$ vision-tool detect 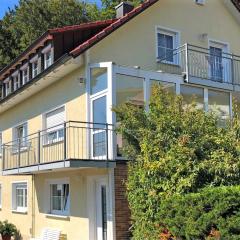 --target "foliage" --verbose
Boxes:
[114,85,240,239]
[0,220,17,237]
[159,186,240,240]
